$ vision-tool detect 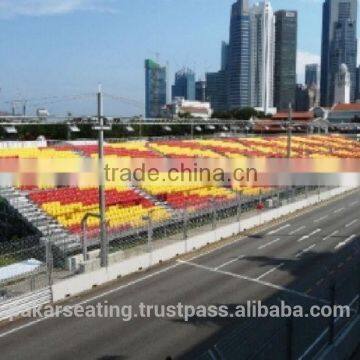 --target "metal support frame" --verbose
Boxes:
[211,199,217,230]
[45,239,53,287]
[286,317,294,360]
[328,283,336,344]
[81,212,101,262]
[143,209,154,253]
[183,204,189,240]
